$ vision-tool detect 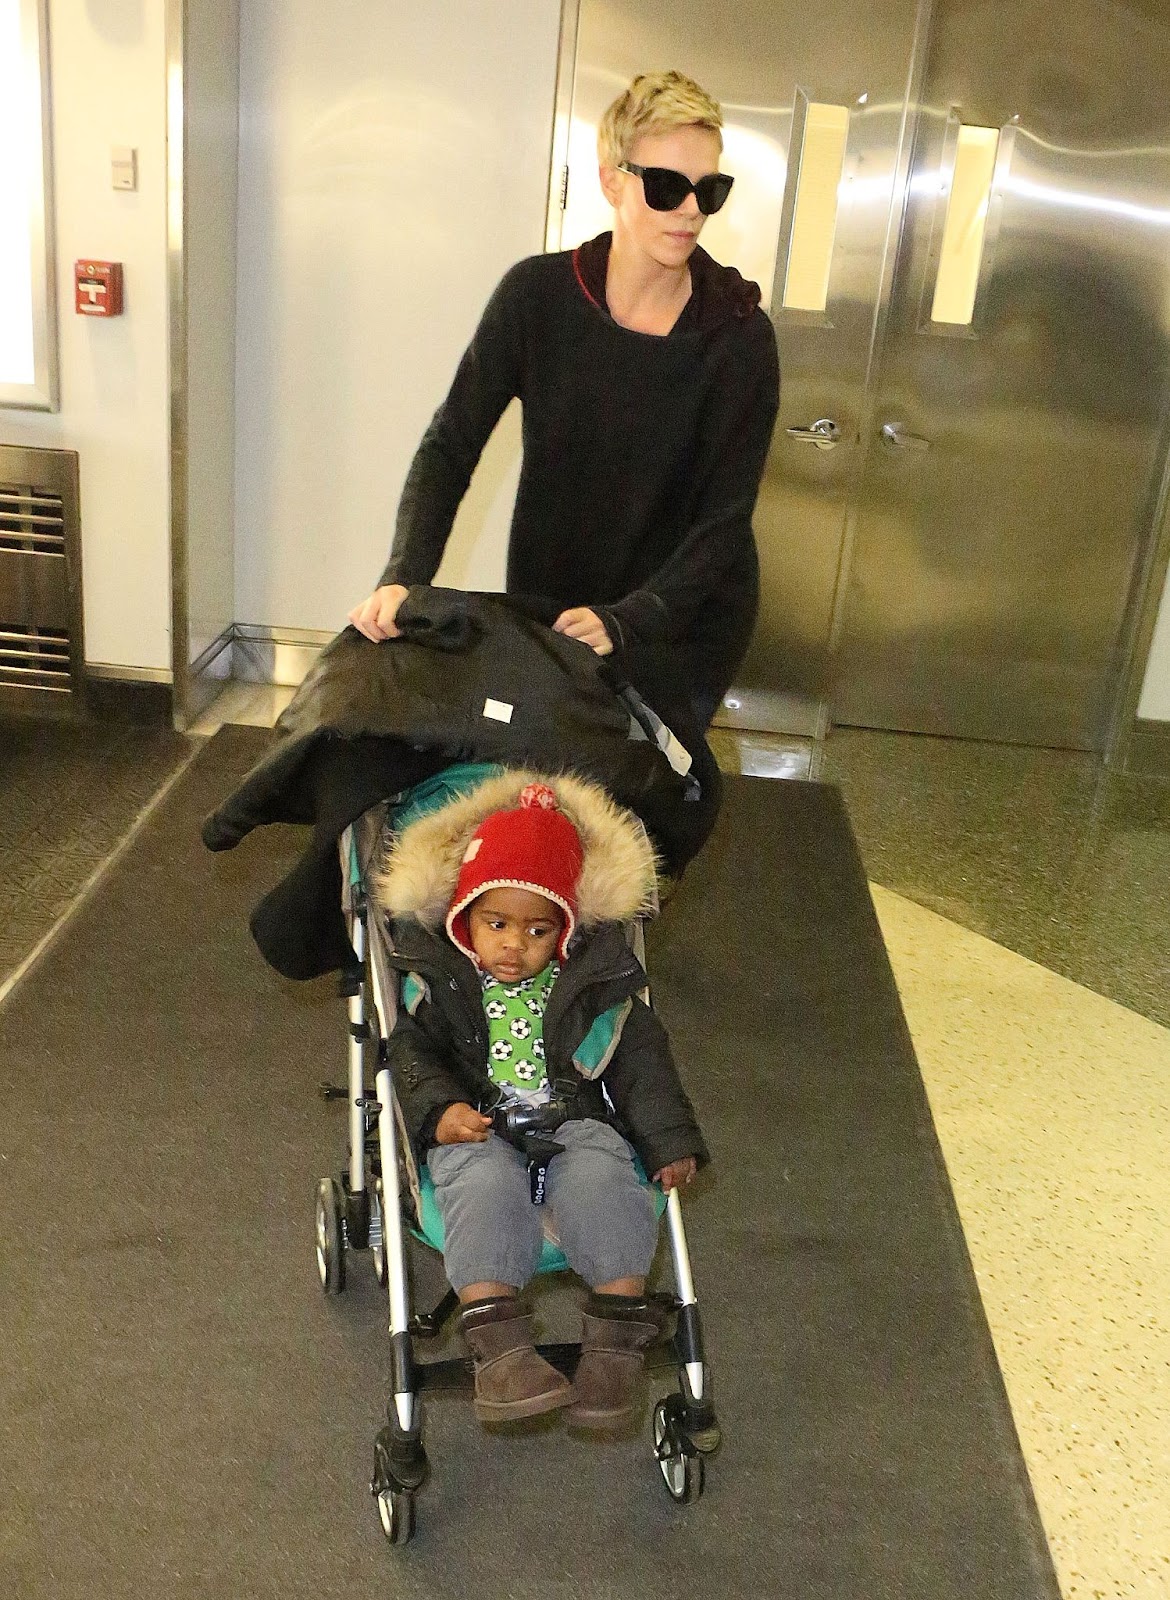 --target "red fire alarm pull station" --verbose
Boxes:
[74,261,124,317]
